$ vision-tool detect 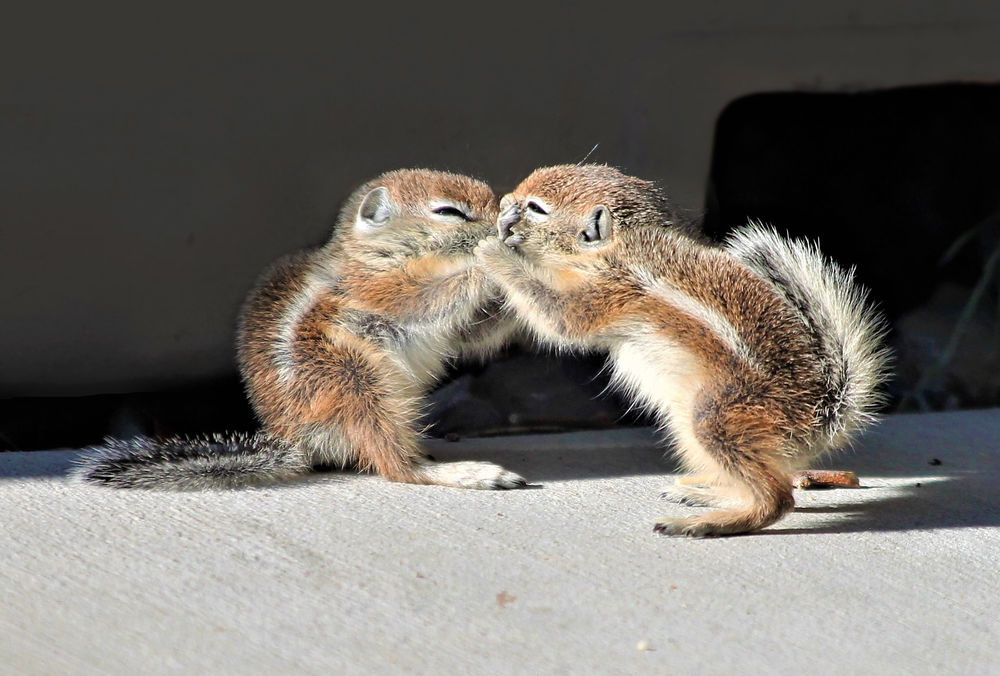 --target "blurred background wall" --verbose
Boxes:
[3,3,1000,447]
